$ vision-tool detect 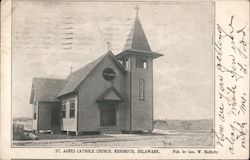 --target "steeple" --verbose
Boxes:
[123,5,151,52]
[115,6,163,133]
[116,6,162,60]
